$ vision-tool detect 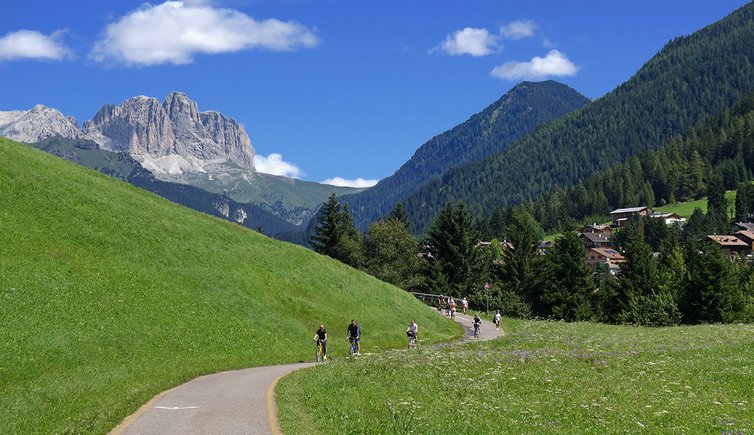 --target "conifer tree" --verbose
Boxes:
[310,194,363,268]
[387,203,410,228]
[500,208,545,314]
[541,230,595,321]
[423,202,480,297]
[616,222,652,304]
[681,241,745,323]
[735,182,754,221]
[310,193,342,257]
[706,172,729,233]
